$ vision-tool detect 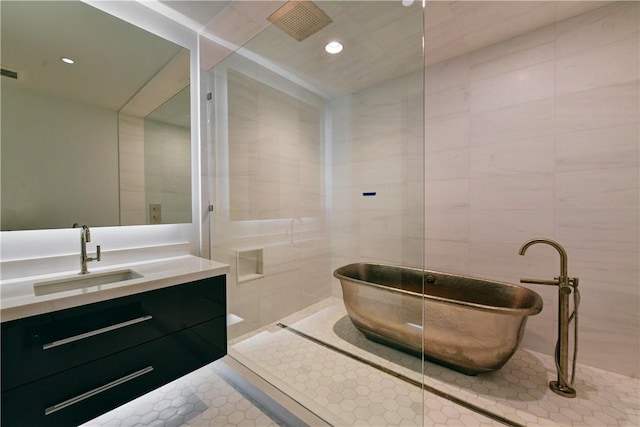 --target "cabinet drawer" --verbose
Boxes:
[1,316,226,427]
[2,275,225,391]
